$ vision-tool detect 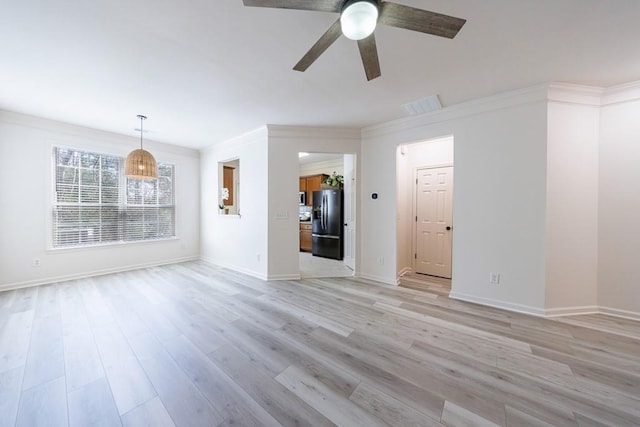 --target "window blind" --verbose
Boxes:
[52,146,175,247]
